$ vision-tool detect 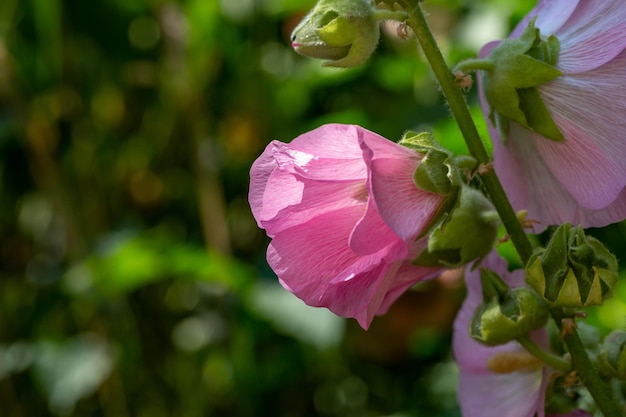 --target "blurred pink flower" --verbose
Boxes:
[453,252,595,416]
[453,252,550,417]
[480,0,626,231]
[249,124,445,329]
